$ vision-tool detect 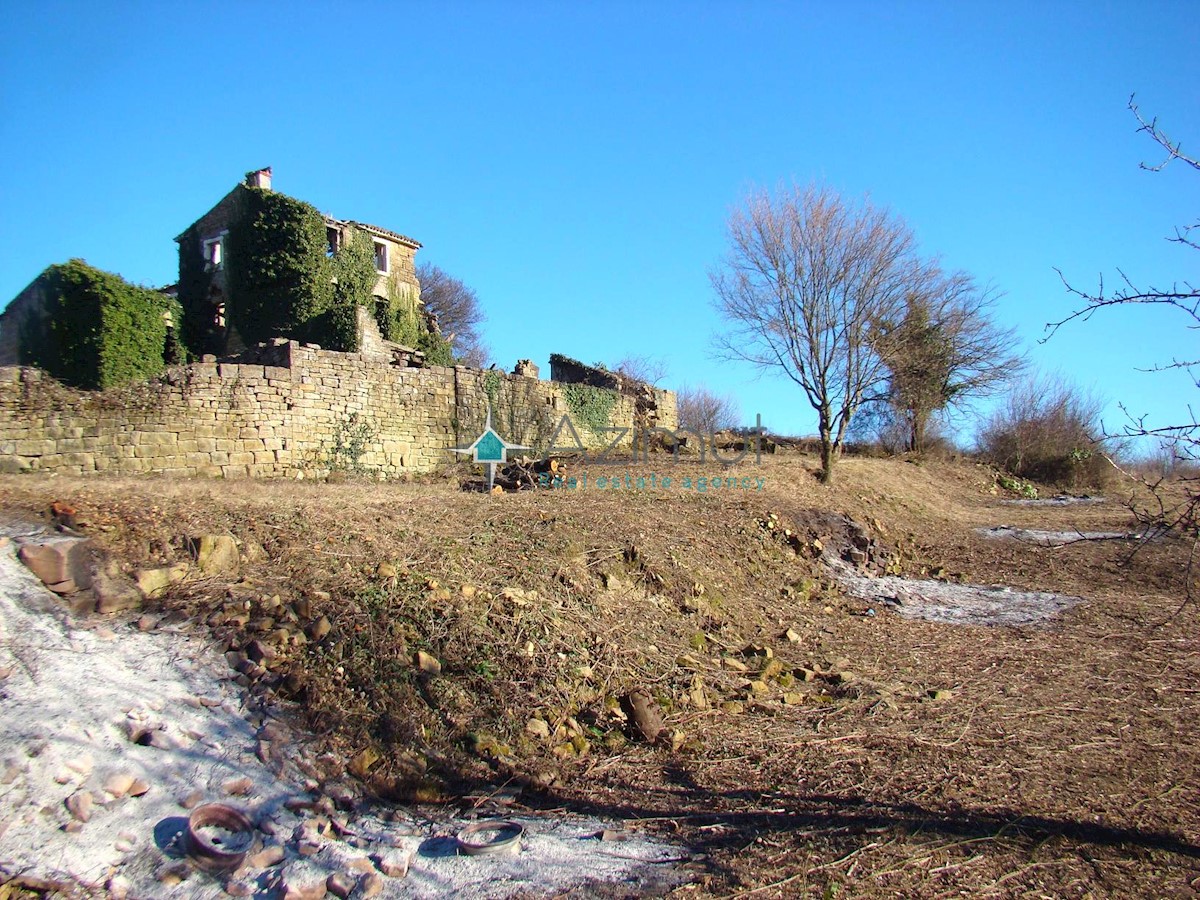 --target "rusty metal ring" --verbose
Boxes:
[185,803,257,871]
[456,819,525,856]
